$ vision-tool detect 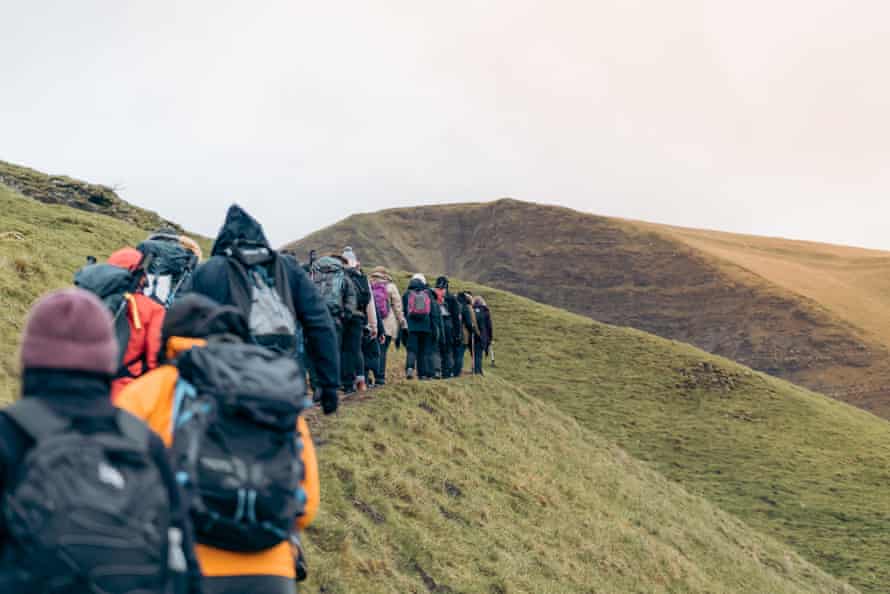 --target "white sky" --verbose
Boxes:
[2,1,889,248]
